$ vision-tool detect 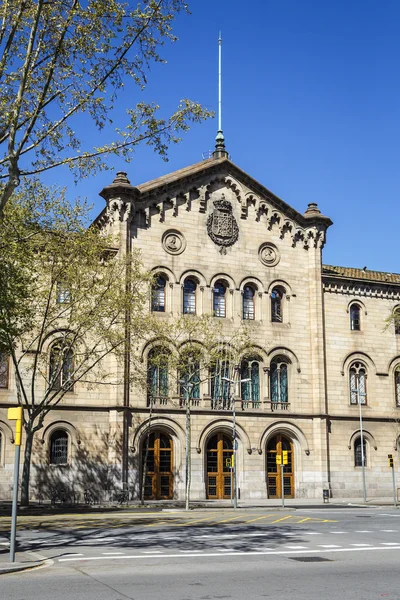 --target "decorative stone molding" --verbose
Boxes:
[162,230,186,255]
[259,242,280,267]
[323,280,400,300]
[206,195,239,248]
